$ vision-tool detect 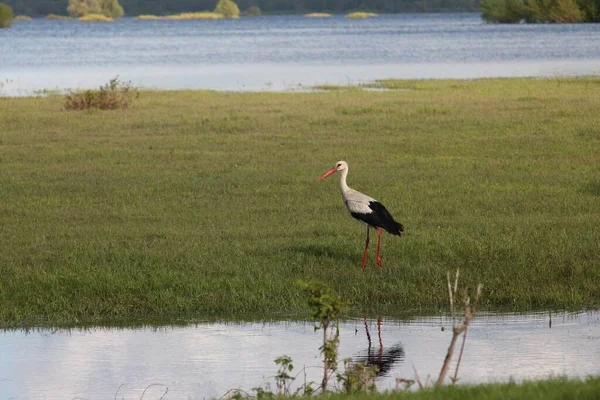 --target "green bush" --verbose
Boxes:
[481,0,526,23]
[550,0,583,22]
[524,0,550,22]
[67,0,100,17]
[102,0,124,18]
[67,0,124,18]
[214,0,240,18]
[577,0,600,22]
[244,5,261,16]
[482,0,592,23]
[0,3,13,28]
